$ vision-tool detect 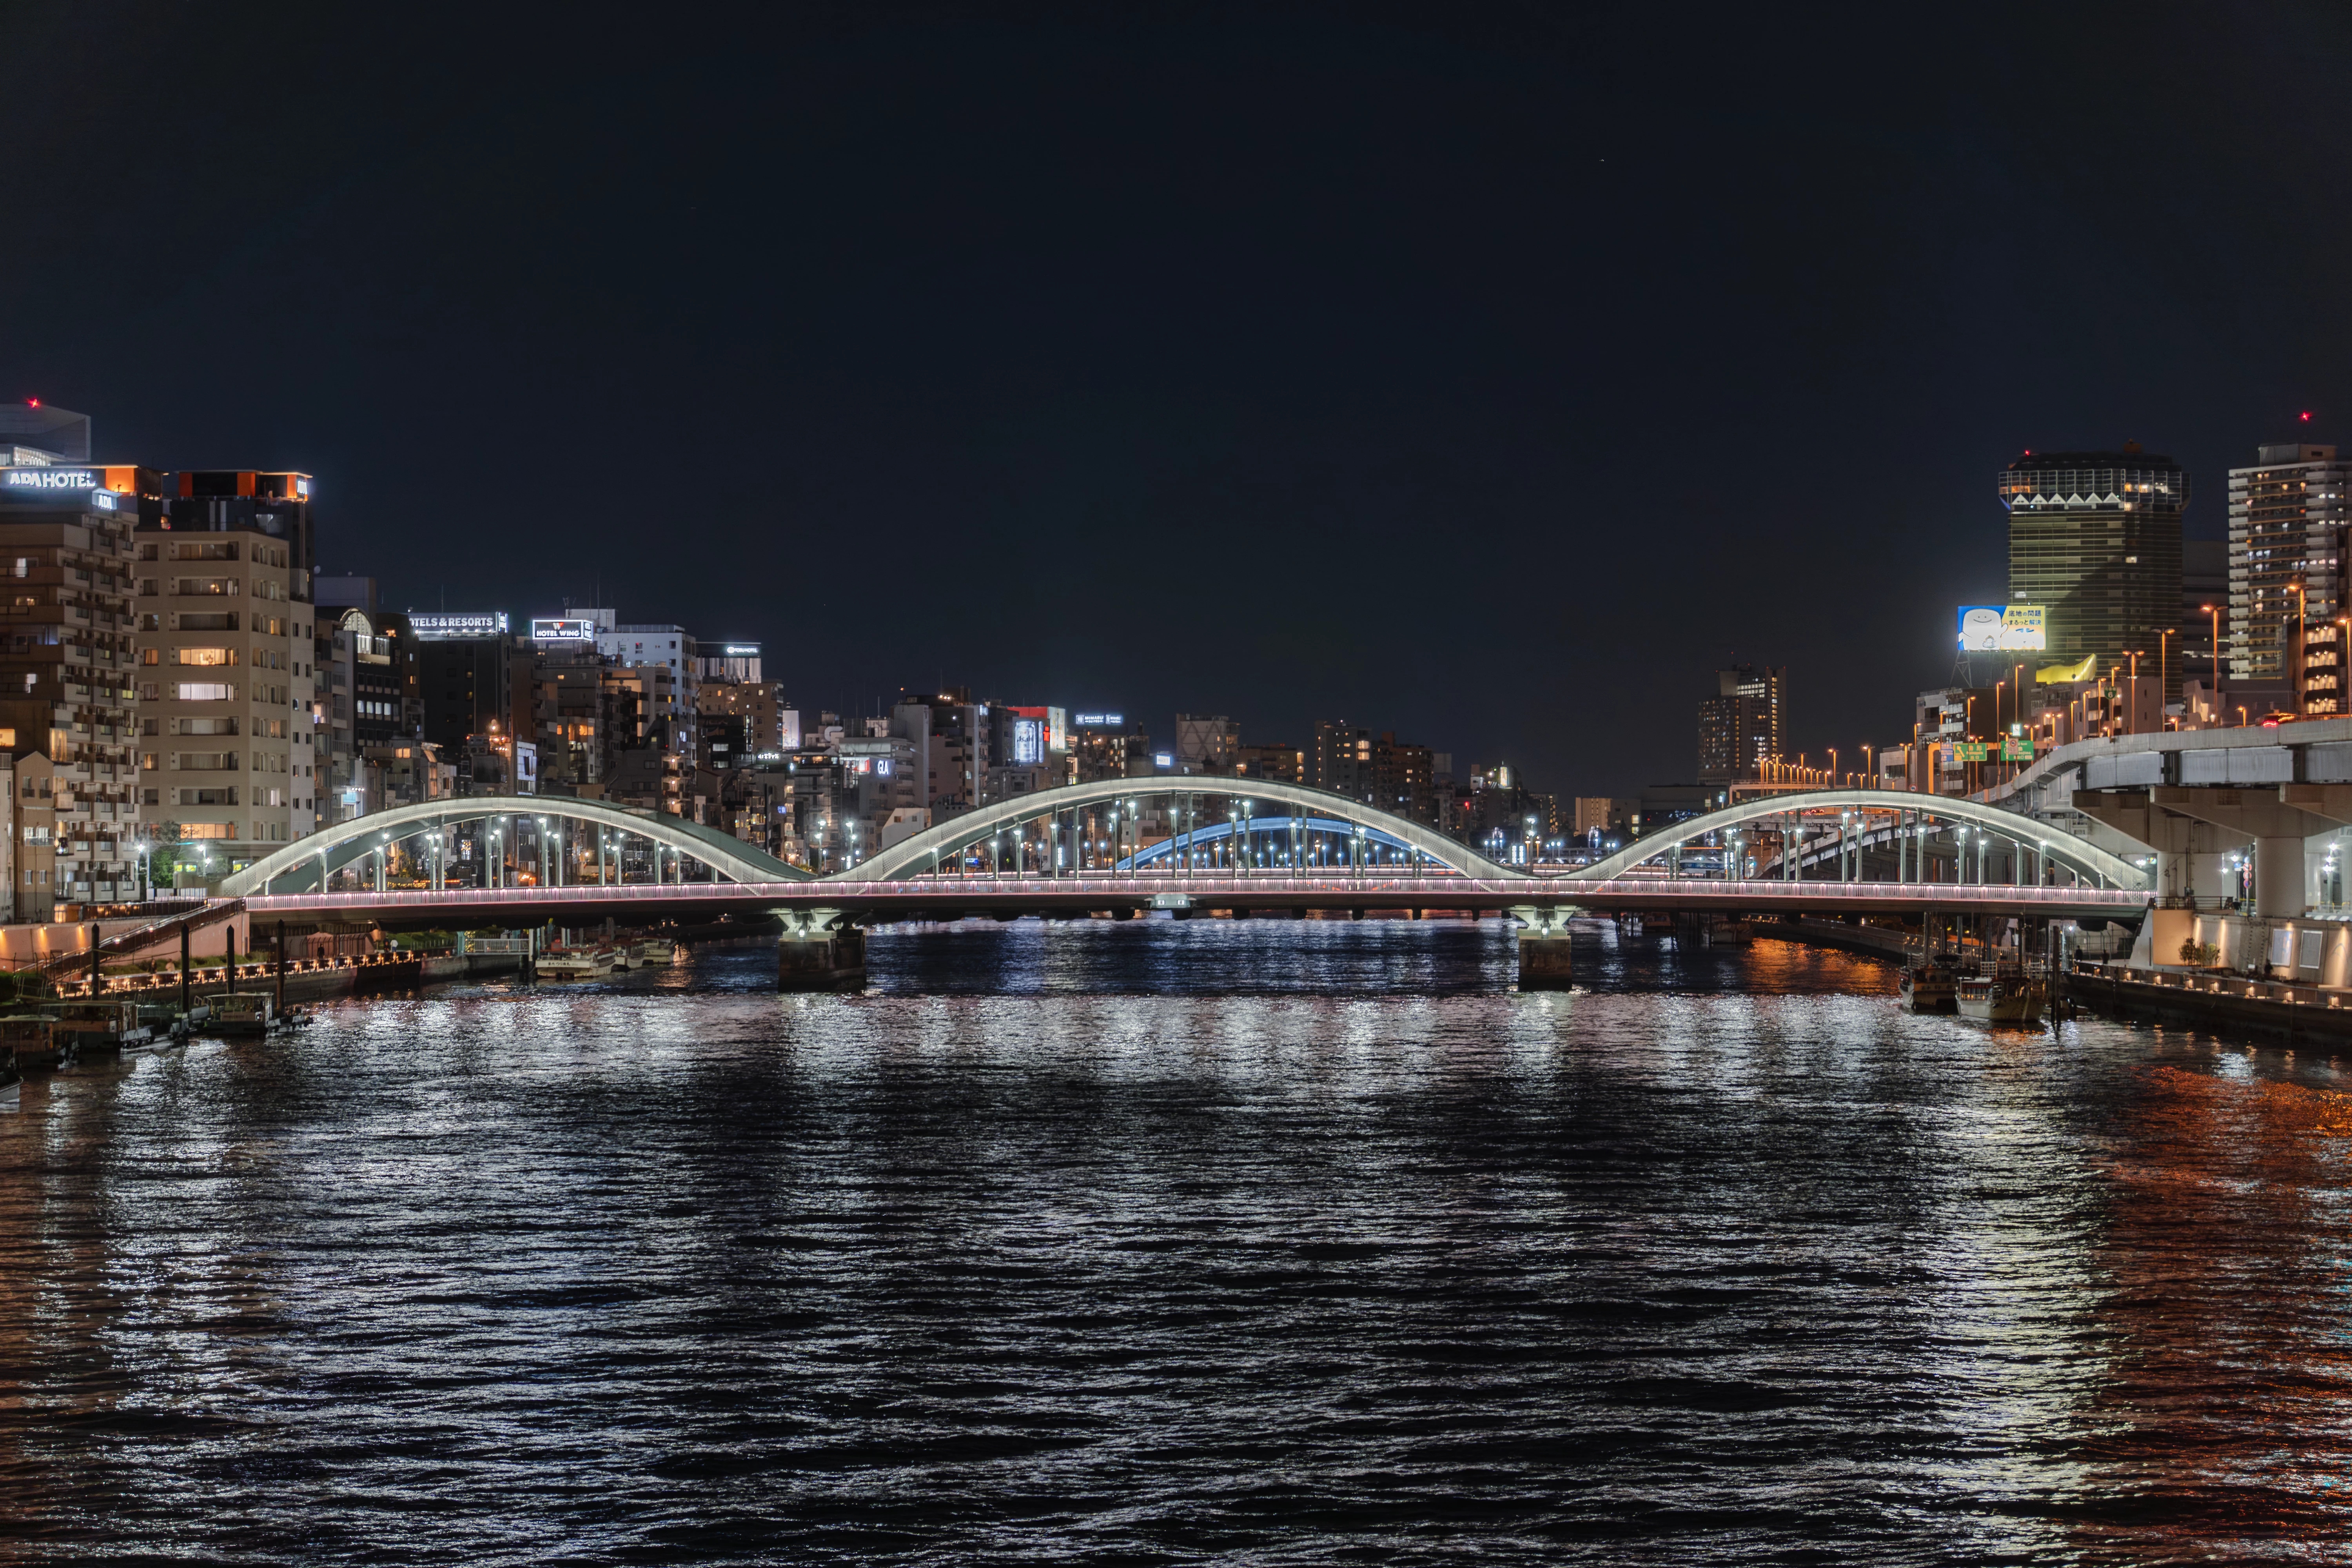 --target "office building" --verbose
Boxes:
[2226,441,2352,693]
[134,467,316,871]
[2003,444,2188,691]
[0,410,146,909]
[1697,664,1783,786]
